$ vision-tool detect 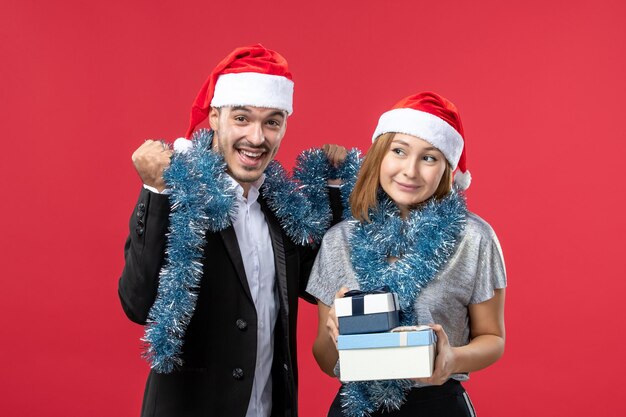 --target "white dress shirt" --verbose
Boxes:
[228,175,278,417]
